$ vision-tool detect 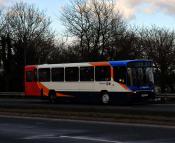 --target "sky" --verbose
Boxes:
[0,0,175,35]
